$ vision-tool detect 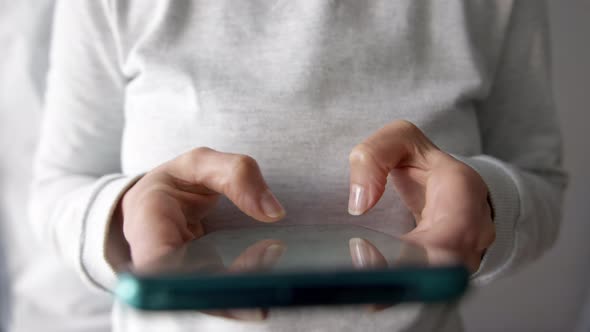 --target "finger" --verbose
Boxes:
[348,238,392,313]
[348,120,441,215]
[229,239,286,272]
[164,147,286,222]
[349,238,387,269]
